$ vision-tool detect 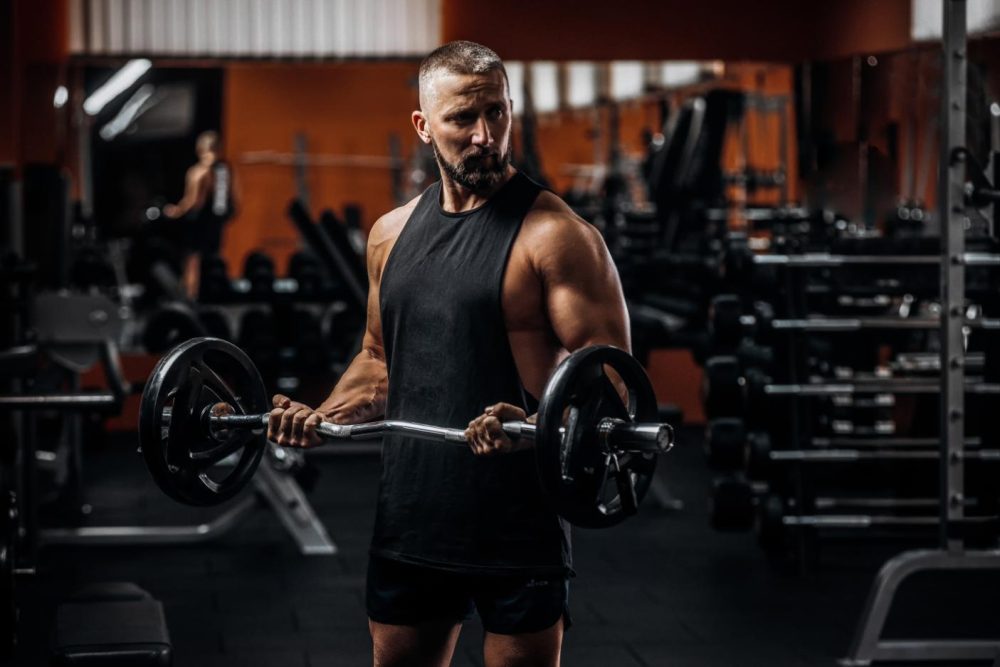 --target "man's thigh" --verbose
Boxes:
[366,558,472,666]
[366,557,473,626]
[474,573,569,666]
[473,574,570,635]
[369,618,463,667]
